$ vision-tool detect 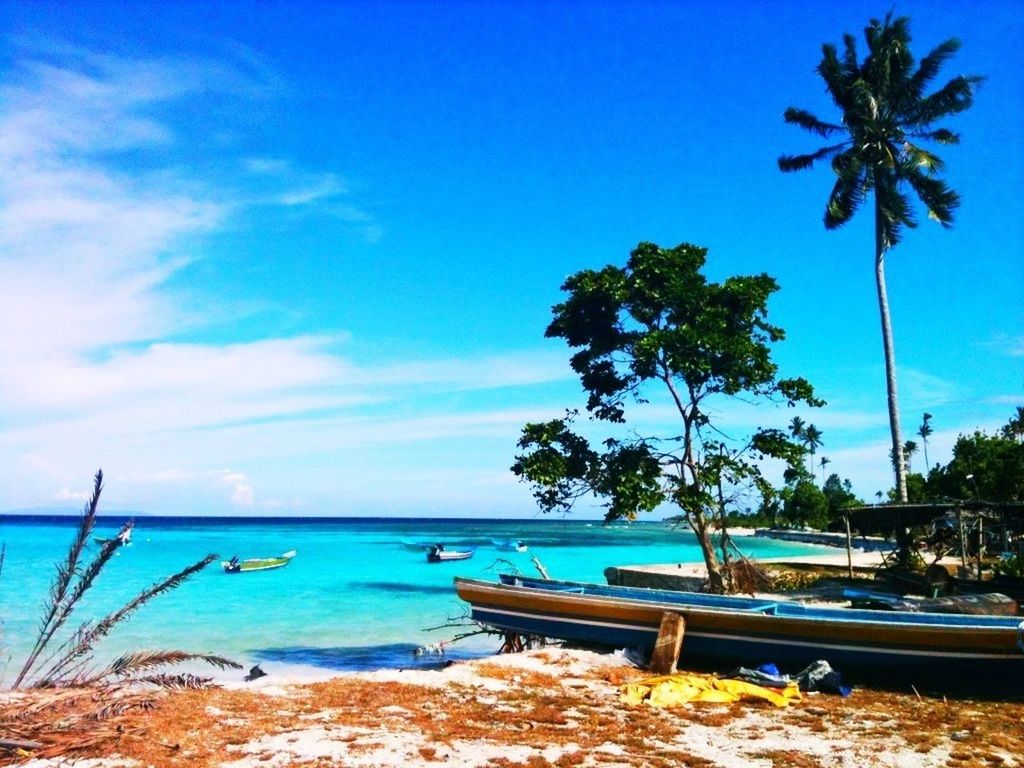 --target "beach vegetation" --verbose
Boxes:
[923,427,1024,503]
[512,241,822,593]
[821,474,861,521]
[6,470,239,691]
[779,12,982,503]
